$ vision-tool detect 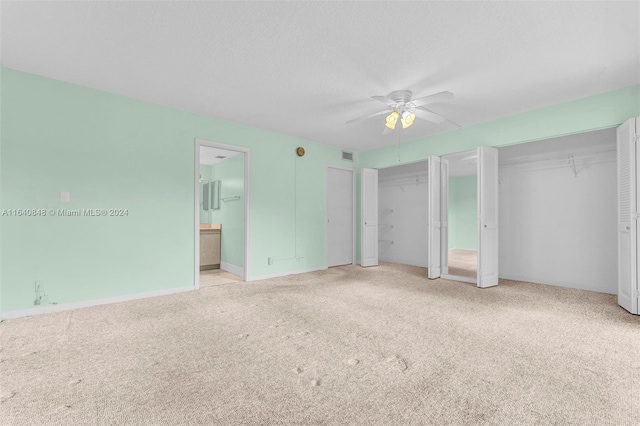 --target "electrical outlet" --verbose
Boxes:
[268,257,274,265]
